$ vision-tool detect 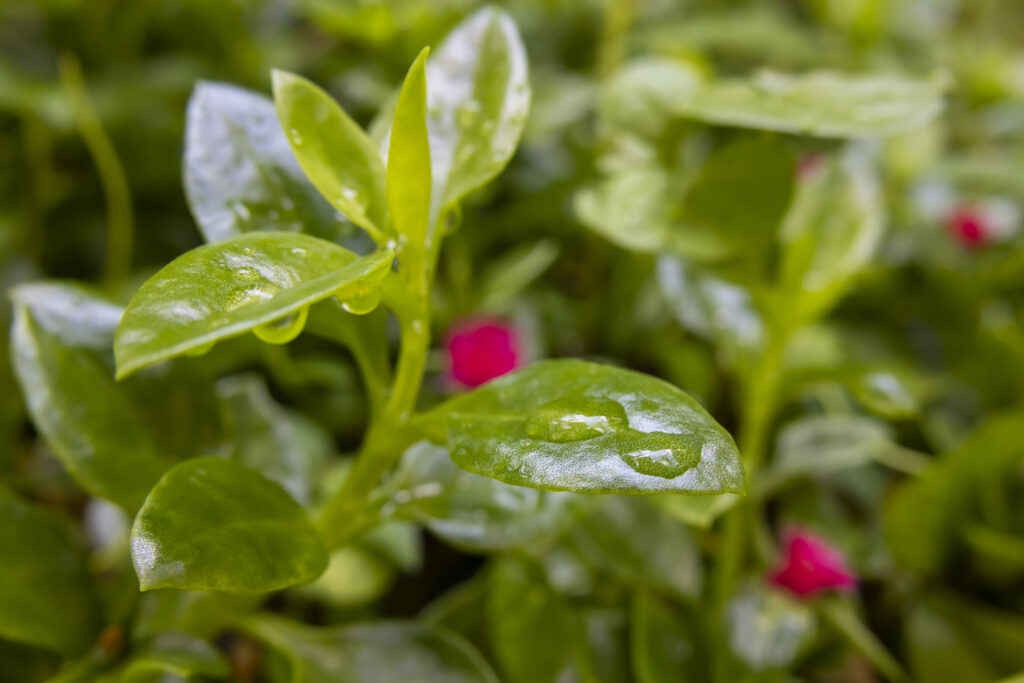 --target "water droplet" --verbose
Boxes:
[340,290,381,315]
[288,128,303,146]
[618,433,697,479]
[226,284,278,311]
[290,247,307,257]
[456,99,481,128]
[234,266,260,281]
[457,144,476,164]
[523,396,629,443]
[338,187,361,206]
[253,307,308,344]
[185,341,215,357]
